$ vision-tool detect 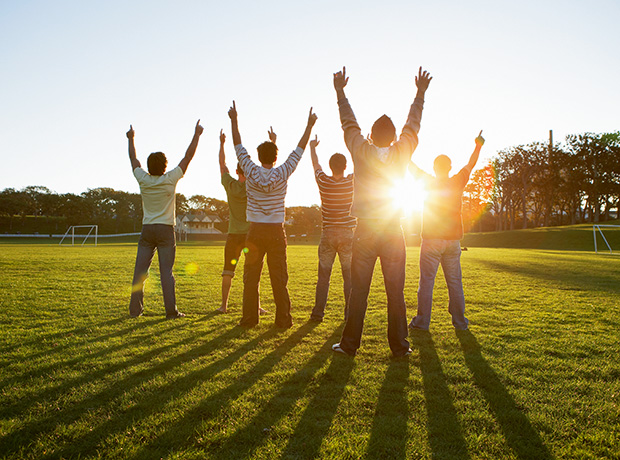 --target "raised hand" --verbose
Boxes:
[268,126,277,143]
[415,67,433,93]
[228,101,237,121]
[333,66,349,91]
[475,130,485,146]
[307,107,318,127]
[126,125,135,139]
[310,135,320,149]
[195,119,204,136]
[220,129,226,144]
